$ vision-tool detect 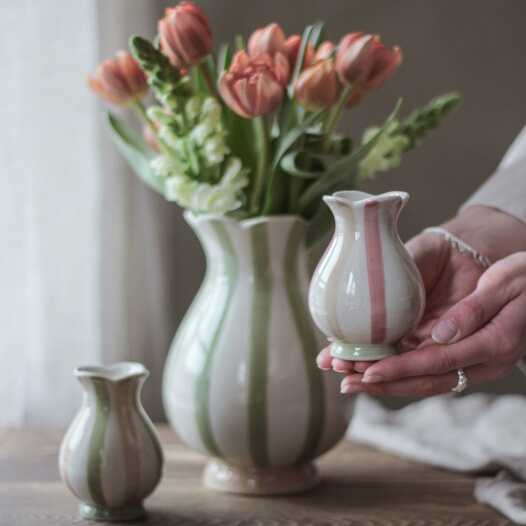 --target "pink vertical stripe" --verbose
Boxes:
[364,201,387,344]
